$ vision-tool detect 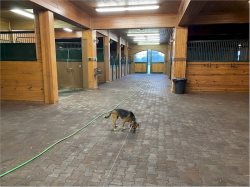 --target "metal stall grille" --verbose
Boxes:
[56,42,82,62]
[187,40,249,62]
[0,31,35,43]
